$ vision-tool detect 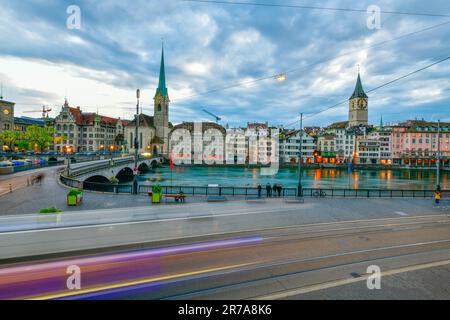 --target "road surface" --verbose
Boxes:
[1,214,450,300]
